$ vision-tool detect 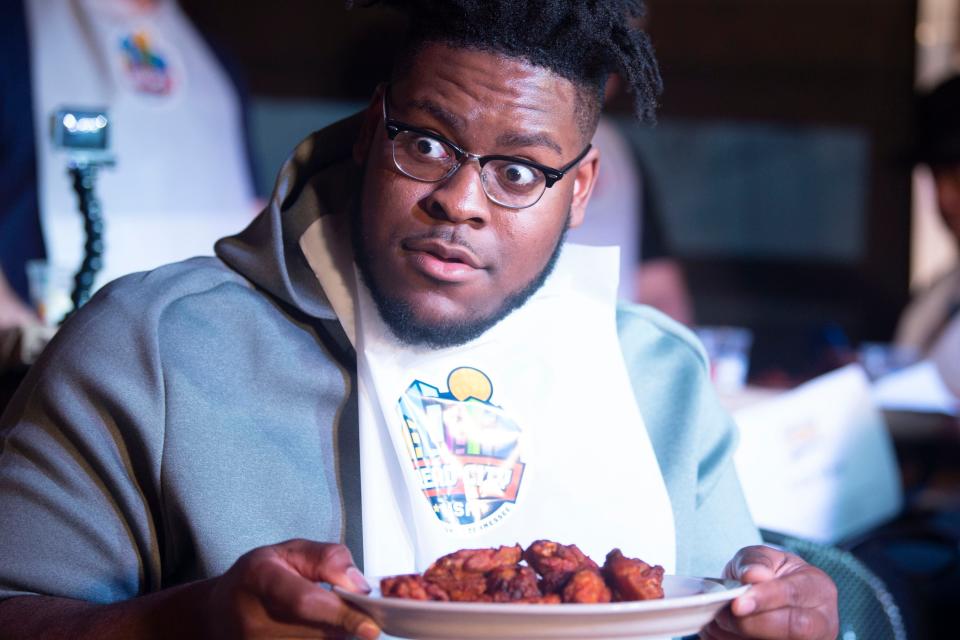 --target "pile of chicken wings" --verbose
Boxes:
[380,540,664,604]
